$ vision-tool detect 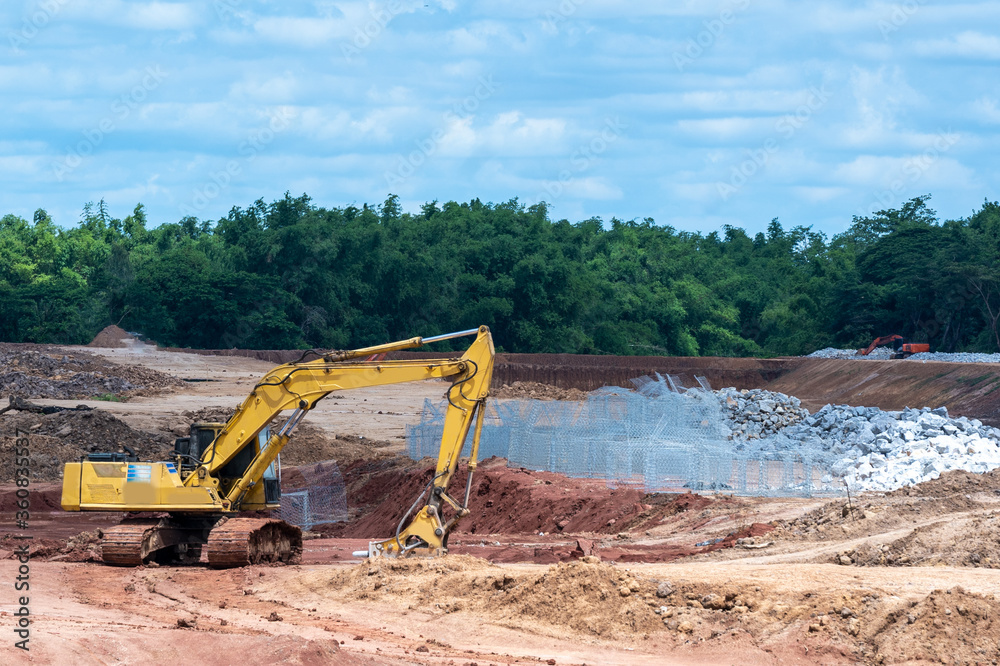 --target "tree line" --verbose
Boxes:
[2,193,998,356]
